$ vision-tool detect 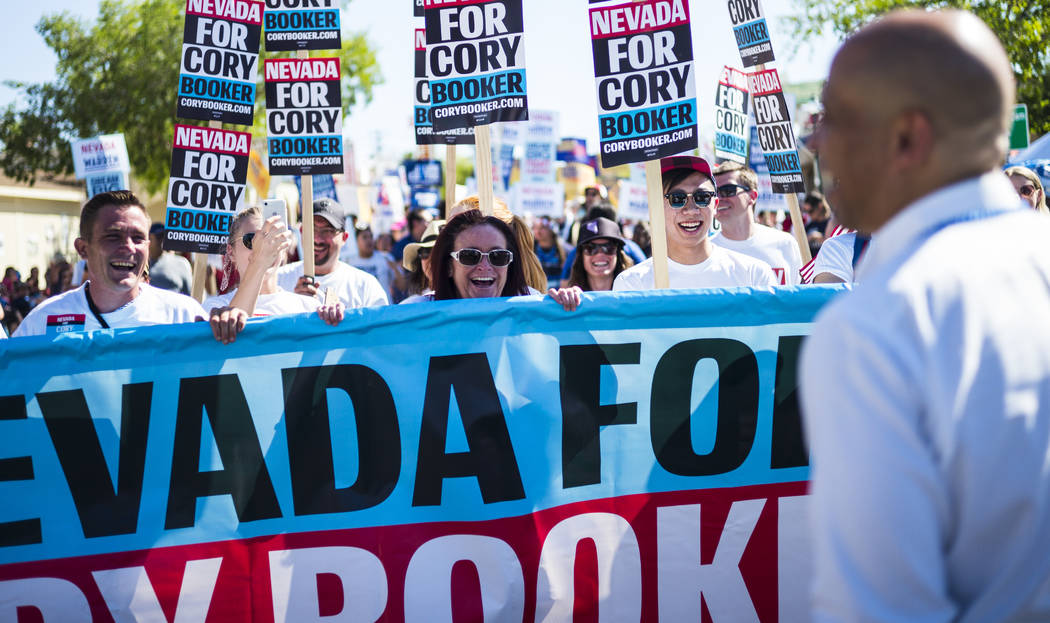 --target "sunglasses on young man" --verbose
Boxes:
[581,241,618,256]
[716,183,752,198]
[664,190,717,209]
[450,248,514,267]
